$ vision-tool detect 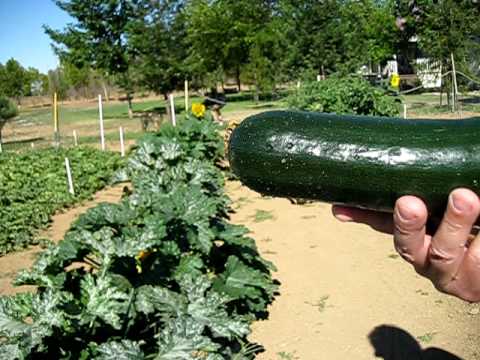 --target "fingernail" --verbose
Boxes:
[335,214,353,222]
[396,203,416,222]
[450,192,467,213]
